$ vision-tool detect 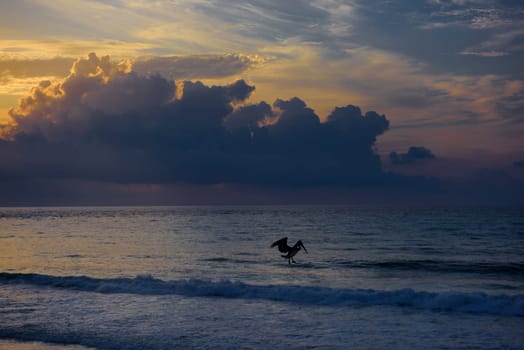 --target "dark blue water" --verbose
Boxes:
[1,206,523,349]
